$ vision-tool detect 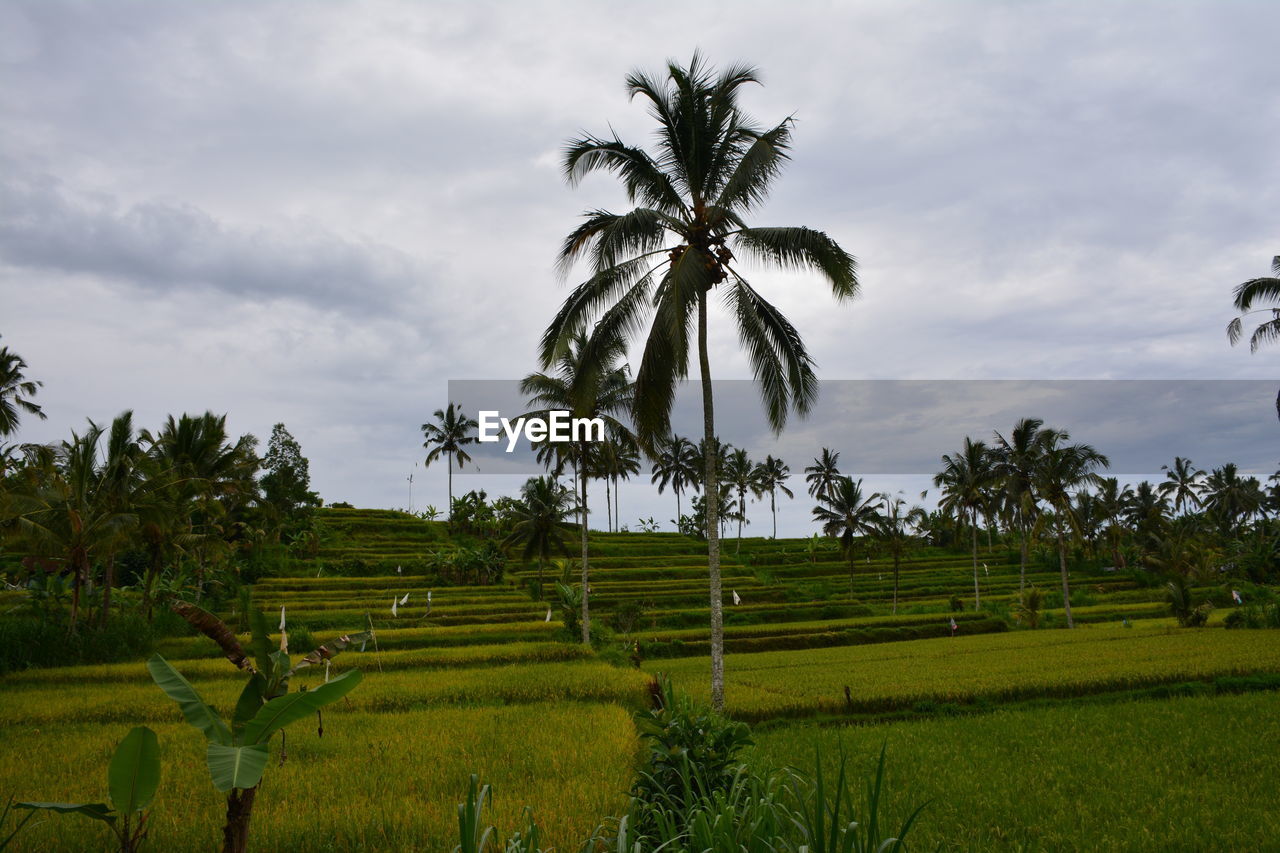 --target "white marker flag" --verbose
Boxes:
[732,590,741,605]
[391,597,398,617]
[399,592,410,606]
